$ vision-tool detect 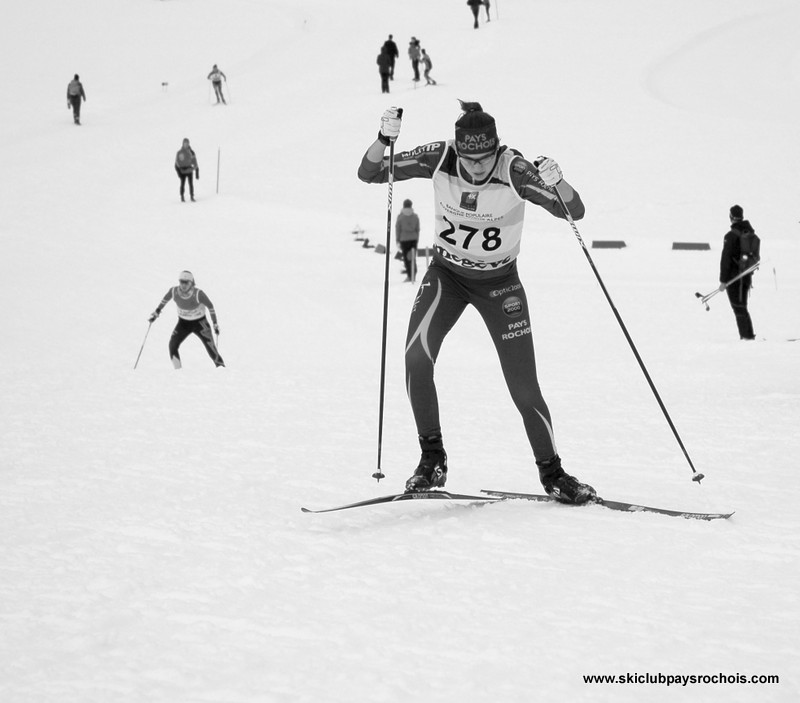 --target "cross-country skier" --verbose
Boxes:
[207,64,227,104]
[357,101,596,503]
[148,271,224,369]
